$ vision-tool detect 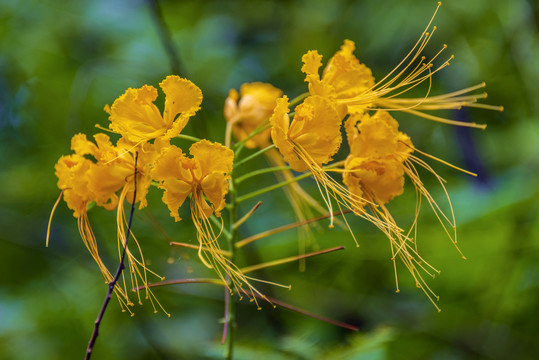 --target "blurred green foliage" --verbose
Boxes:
[1,0,538,359]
